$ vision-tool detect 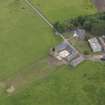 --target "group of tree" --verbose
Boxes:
[53,12,105,36]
